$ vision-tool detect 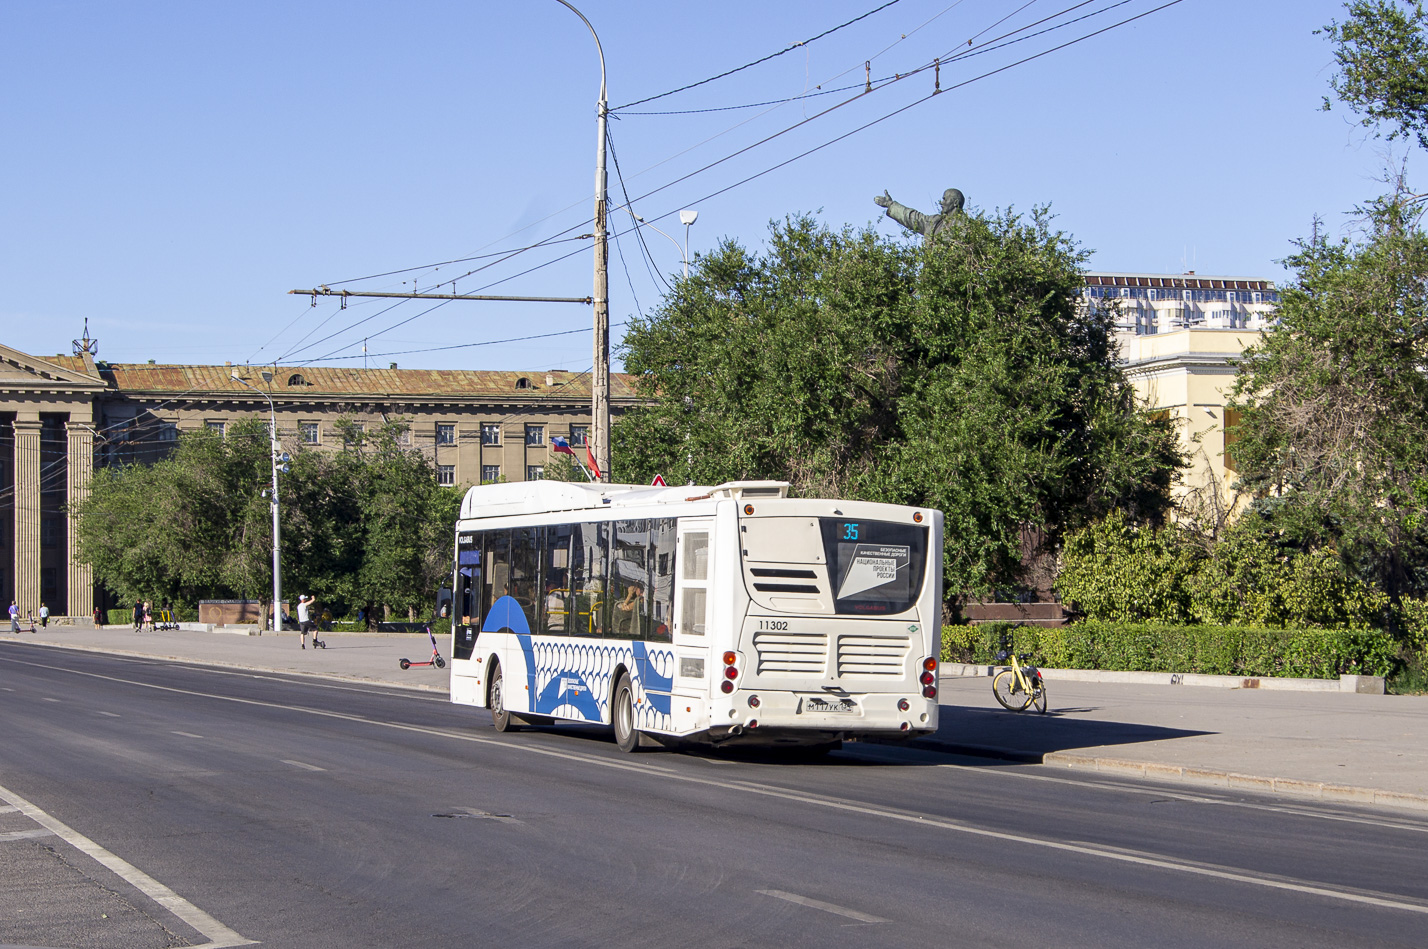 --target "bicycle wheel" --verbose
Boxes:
[1029,678,1047,714]
[992,669,1030,711]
